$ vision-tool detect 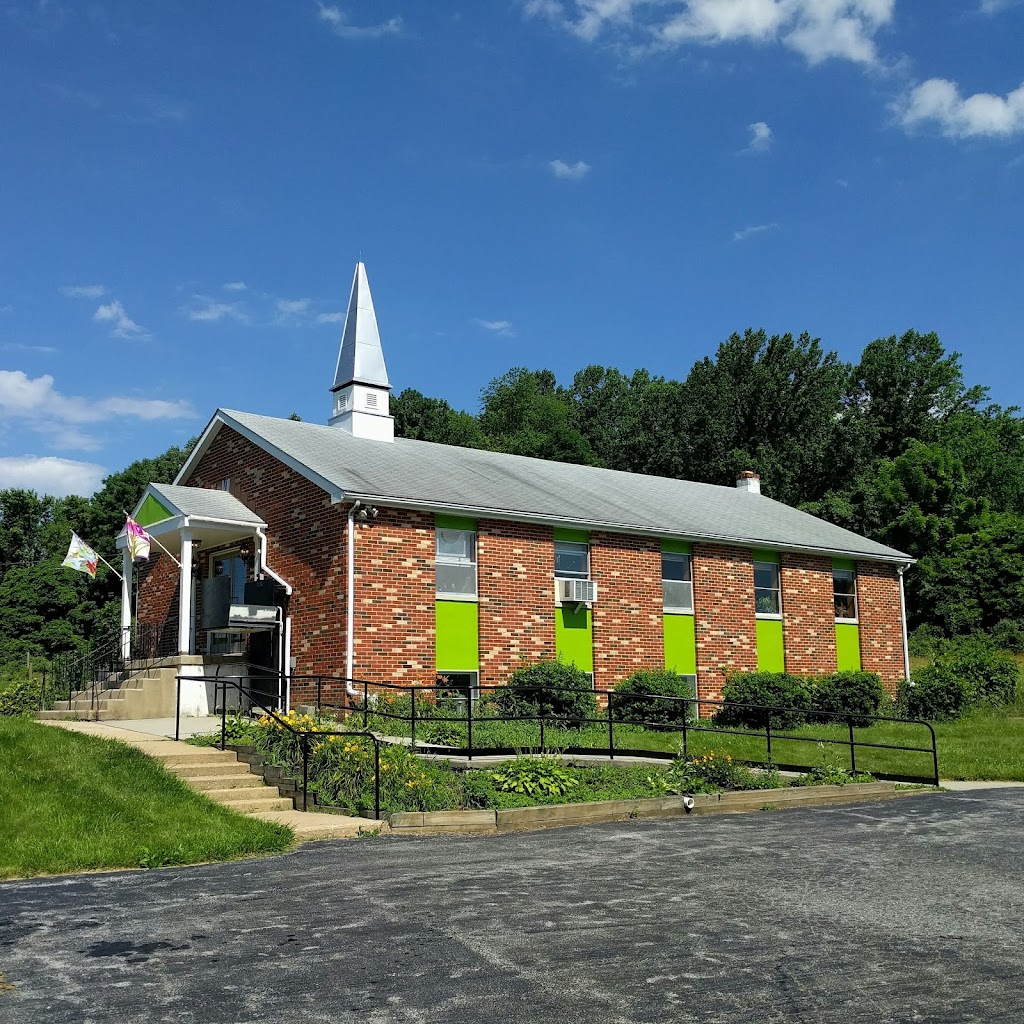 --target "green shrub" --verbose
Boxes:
[0,678,41,717]
[795,753,875,787]
[492,660,598,728]
[664,751,786,794]
[907,665,972,721]
[991,620,1024,654]
[715,672,812,729]
[947,643,1019,707]
[810,671,885,727]
[418,719,466,747]
[611,670,695,727]
[487,756,580,799]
